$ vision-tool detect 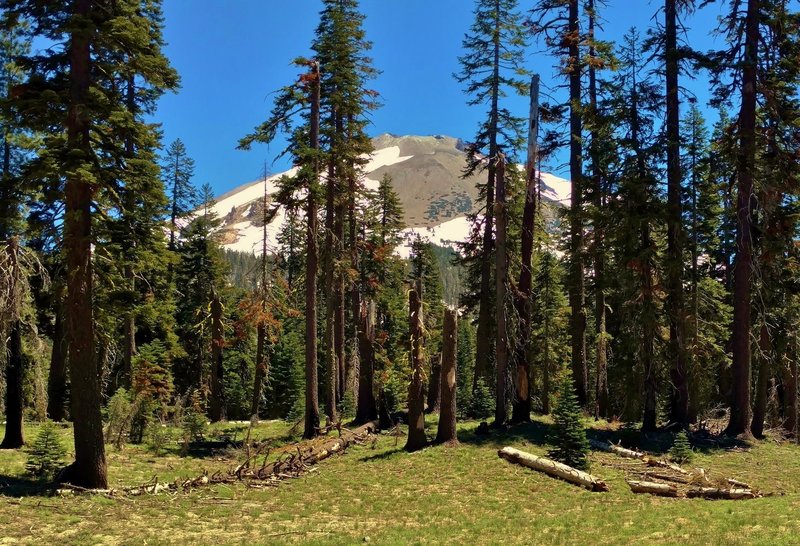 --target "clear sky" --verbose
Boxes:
[155,0,731,197]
